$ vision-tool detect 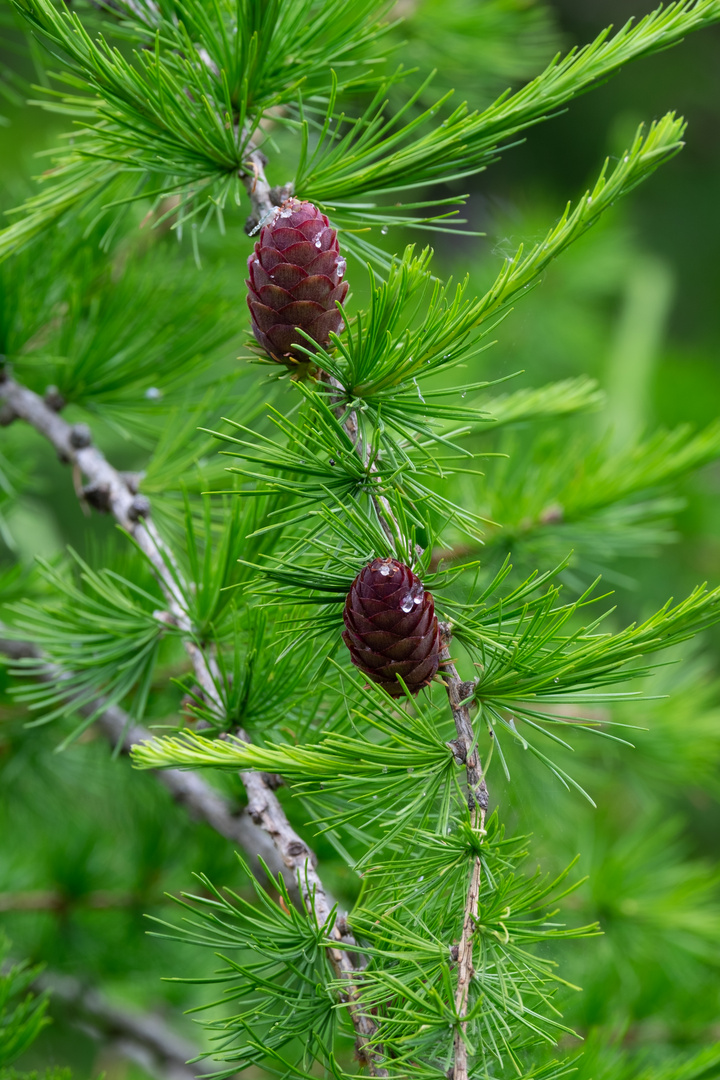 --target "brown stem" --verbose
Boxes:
[438,623,488,1080]
[319,371,399,547]
[0,373,386,1075]
[240,139,293,234]
[453,832,483,1080]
